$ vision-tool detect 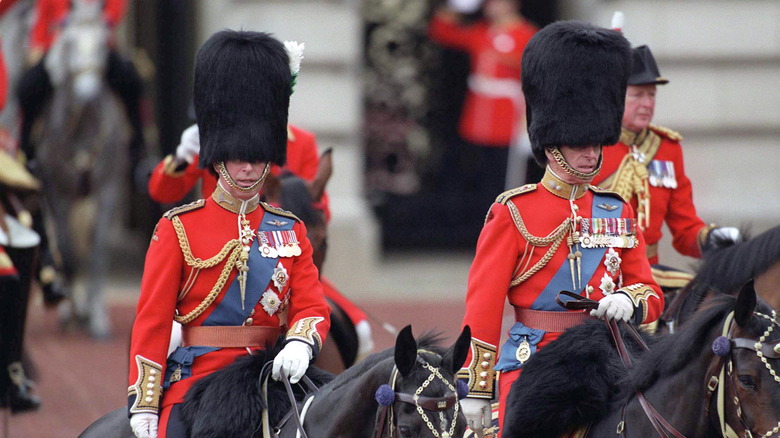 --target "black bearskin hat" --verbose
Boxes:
[195,30,290,169]
[522,21,632,166]
[628,45,668,86]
